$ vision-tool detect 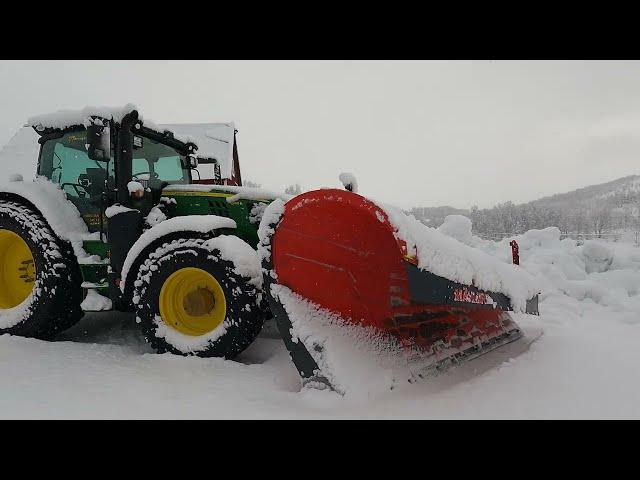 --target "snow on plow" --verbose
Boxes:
[258,189,541,394]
